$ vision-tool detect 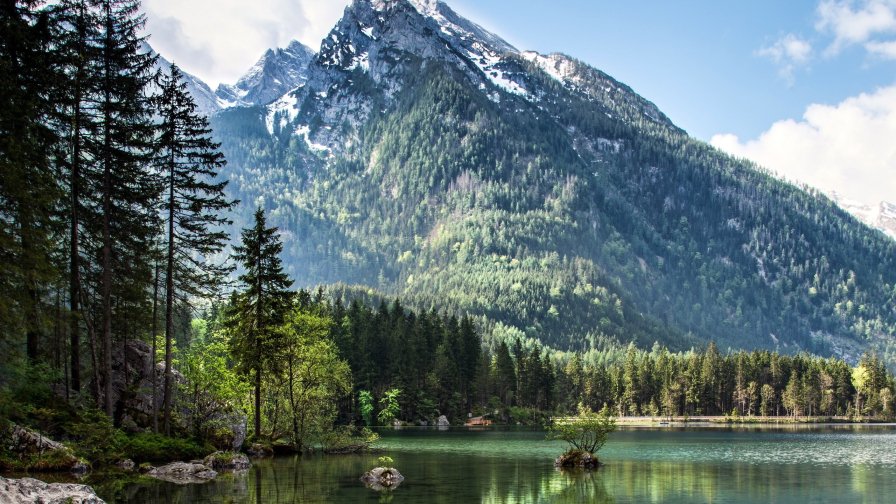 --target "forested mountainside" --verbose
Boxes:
[209,0,896,361]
